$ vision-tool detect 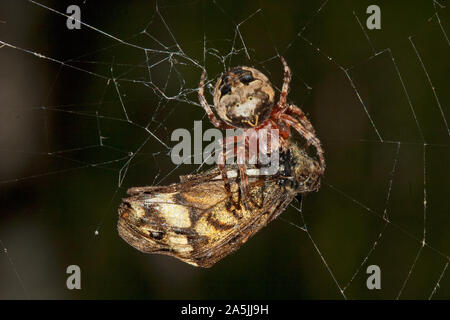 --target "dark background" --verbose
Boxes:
[0,0,448,299]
